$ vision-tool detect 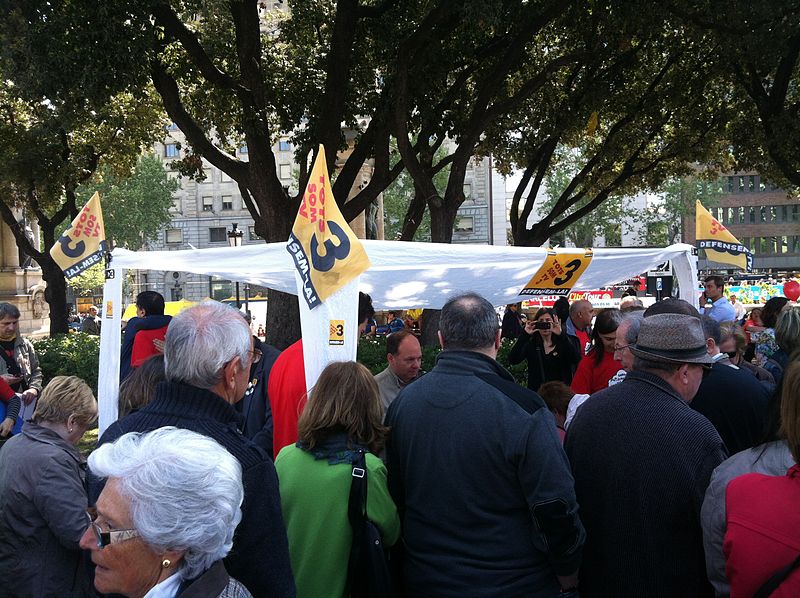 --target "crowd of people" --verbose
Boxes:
[0,272,796,597]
